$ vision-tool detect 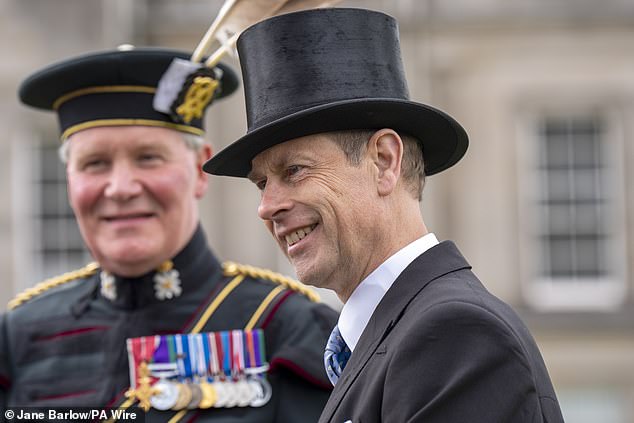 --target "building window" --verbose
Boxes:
[539,118,606,279]
[518,112,627,311]
[33,142,89,280]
